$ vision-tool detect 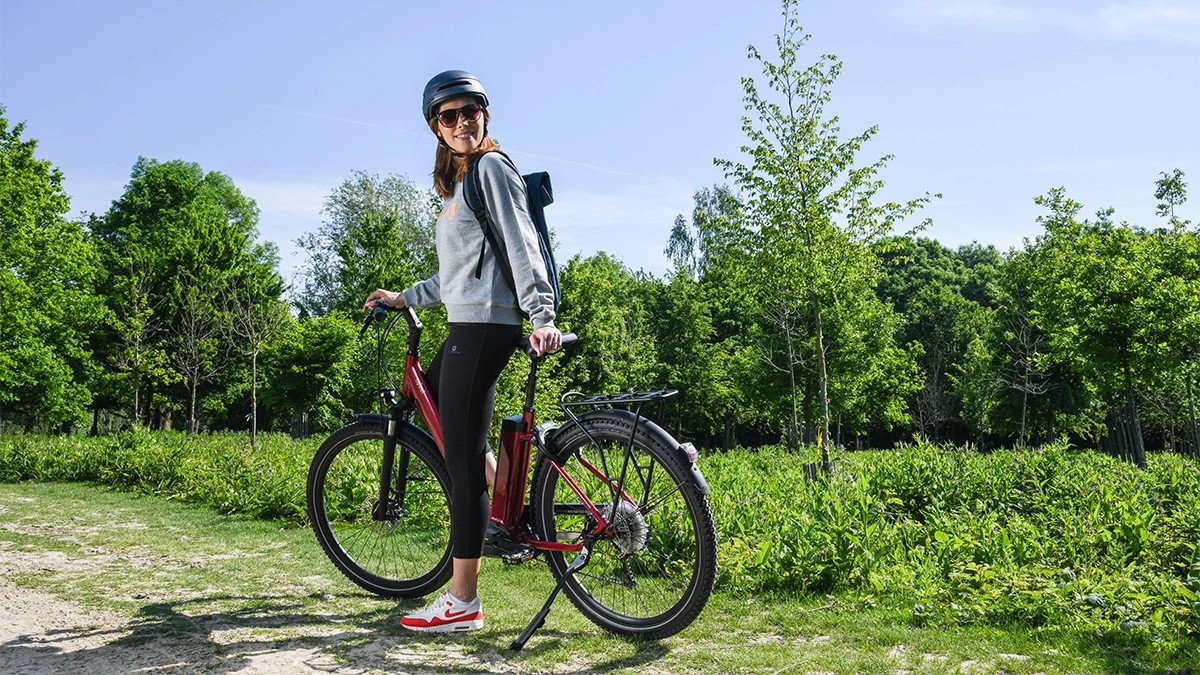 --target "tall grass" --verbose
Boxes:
[704,441,1200,653]
[0,428,318,521]
[2,430,1198,656]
